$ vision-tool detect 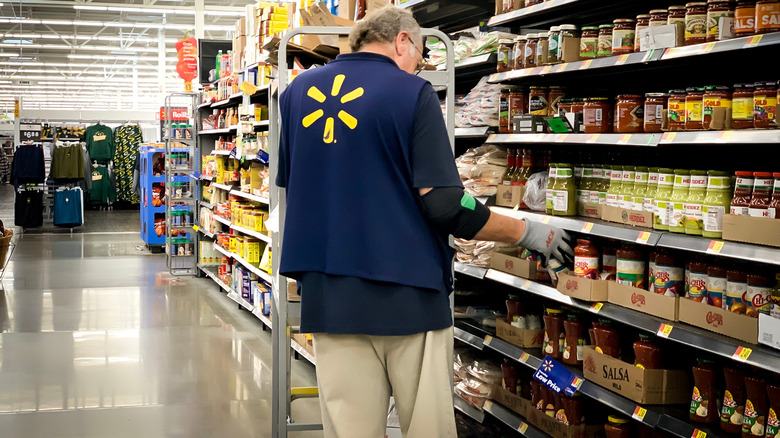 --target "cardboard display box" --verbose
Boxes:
[496,184,526,208]
[287,278,300,302]
[299,2,354,53]
[522,397,605,438]
[608,282,680,321]
[578,202,602,219]
[490,252,537,280]
[678,297,758,344]
[723,214,780,248]
[492,386,529,418]
[292,333,315,356]
[601,205,653,228]
[759,314,780,351]
[496,319,545,348]
[556,273,609,302]
[638,24,684,52]
[581,346,691,405]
